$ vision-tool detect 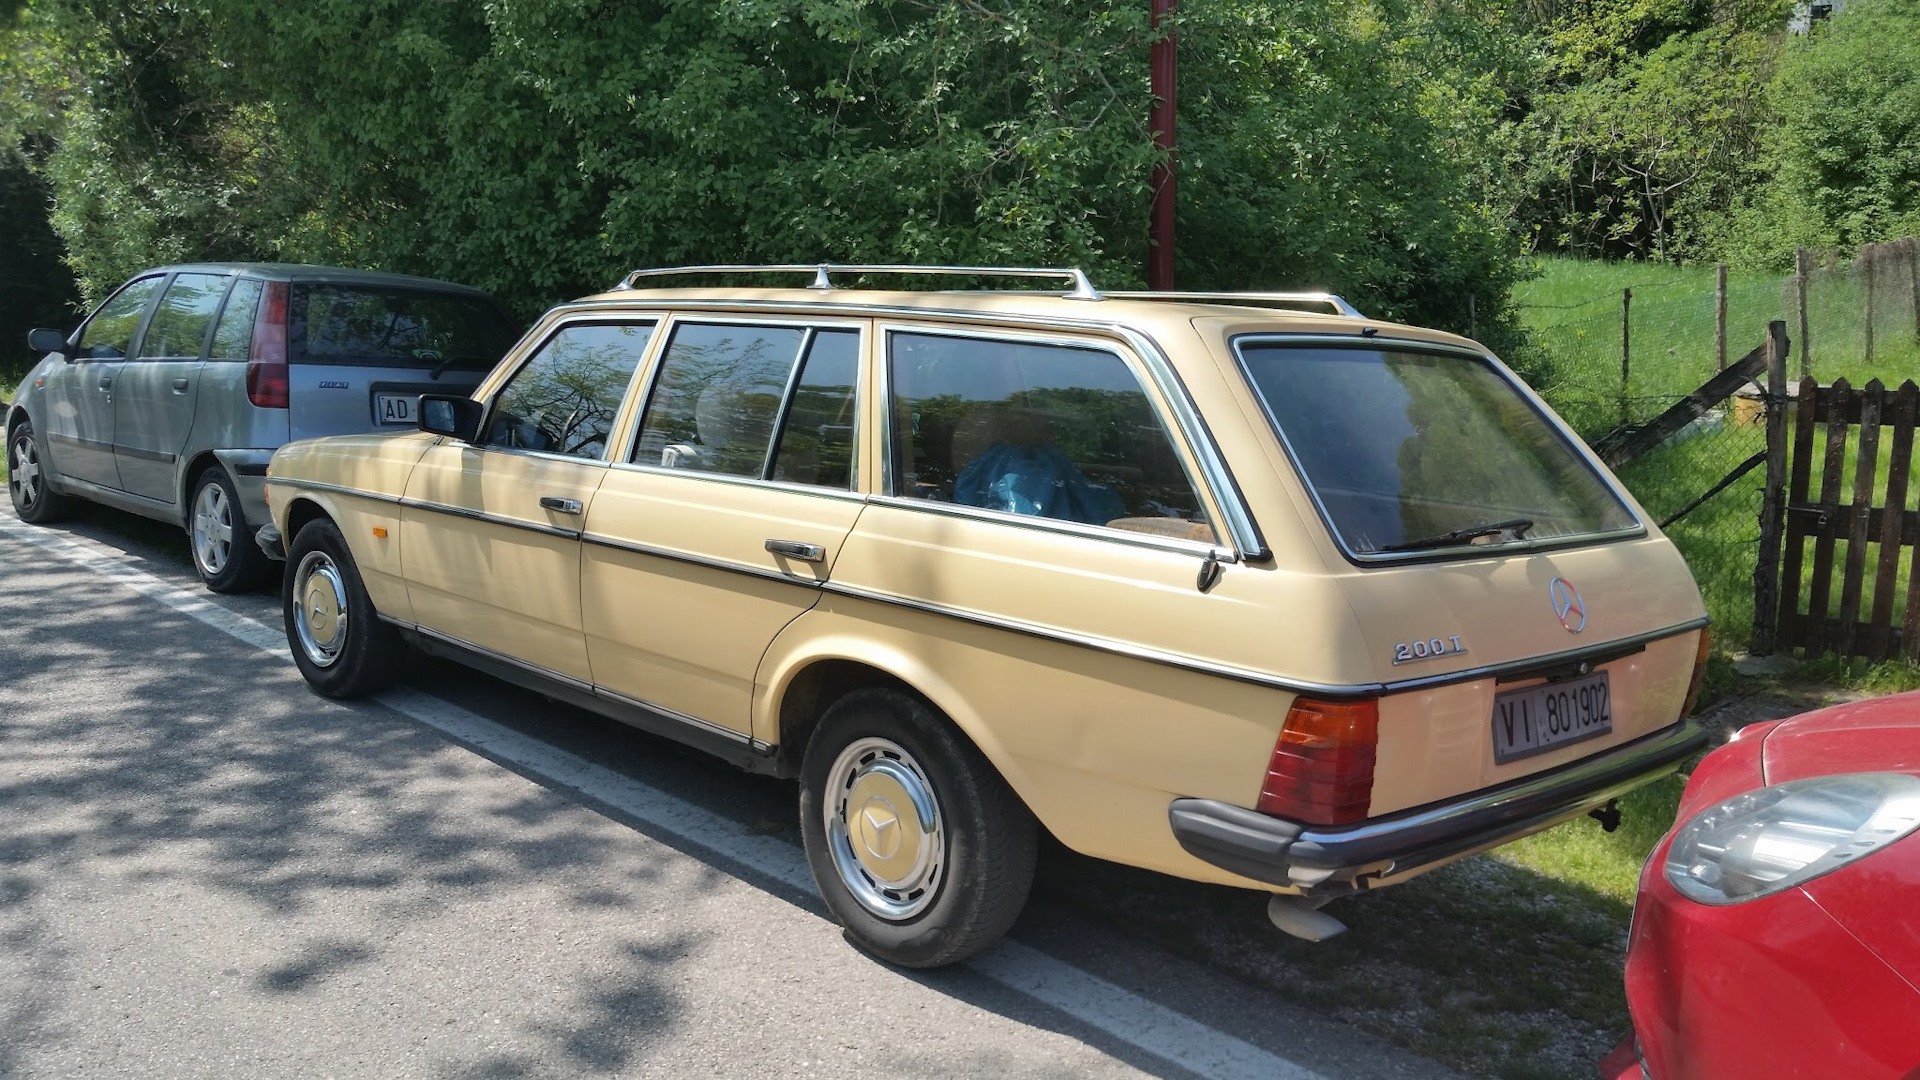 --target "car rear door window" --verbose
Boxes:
[209,279,263,360]
[632,321,861,489]
[289,284,515,373]
[887,331,1215,541]
[482,322,656,460]
[77,277,163,360]
[137,273,231,359]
